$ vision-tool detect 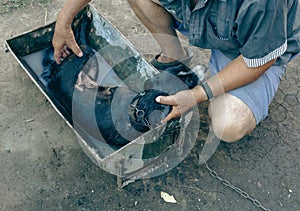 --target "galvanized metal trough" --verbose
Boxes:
[5,5,199,187]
